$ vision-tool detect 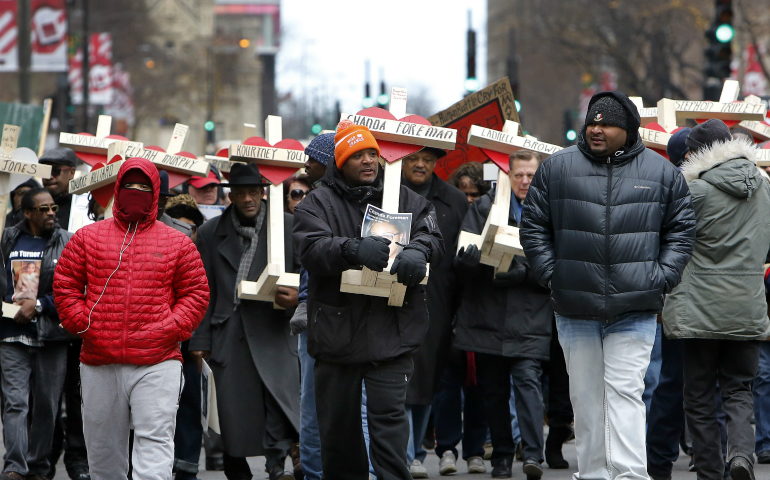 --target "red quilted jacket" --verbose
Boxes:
[54,158,210,366]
